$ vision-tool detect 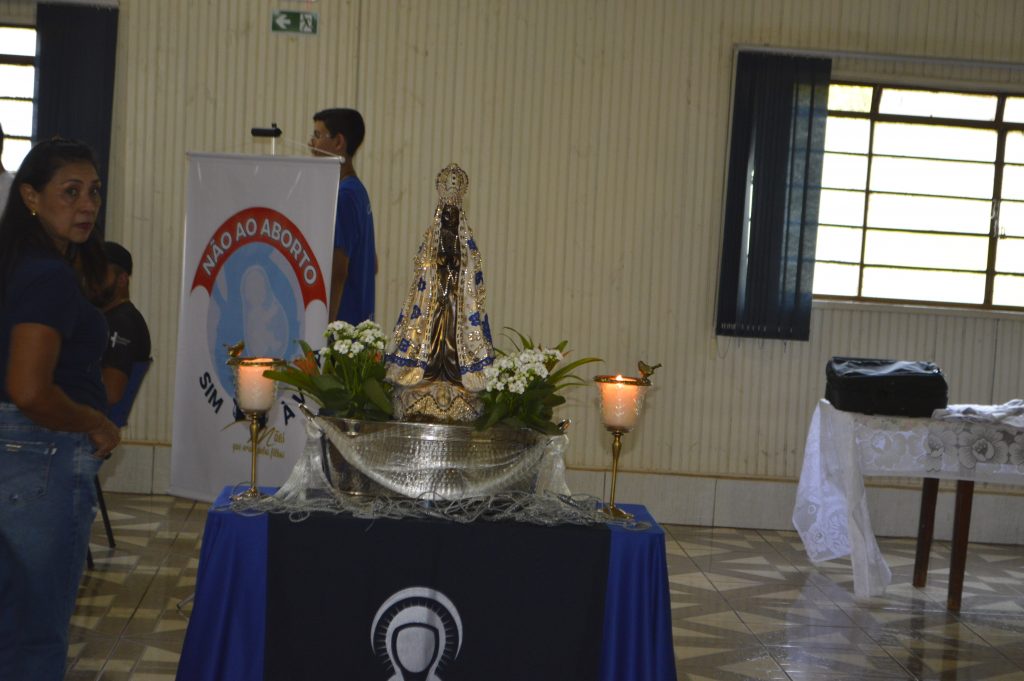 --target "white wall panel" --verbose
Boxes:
[3,0,1024,488]
[0,0,31,23]
[103,0,361,441]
